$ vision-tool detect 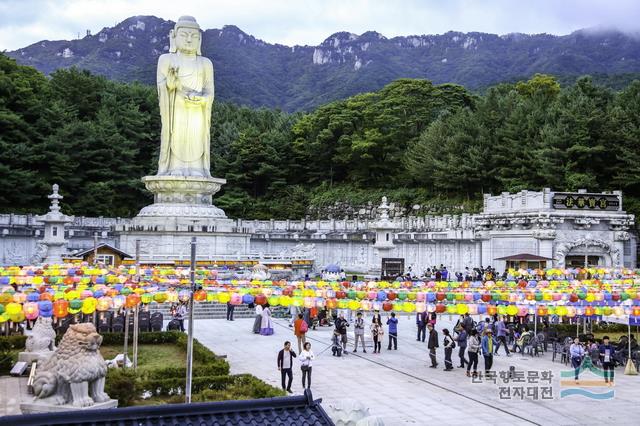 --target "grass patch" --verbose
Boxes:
[100,344,196,372]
